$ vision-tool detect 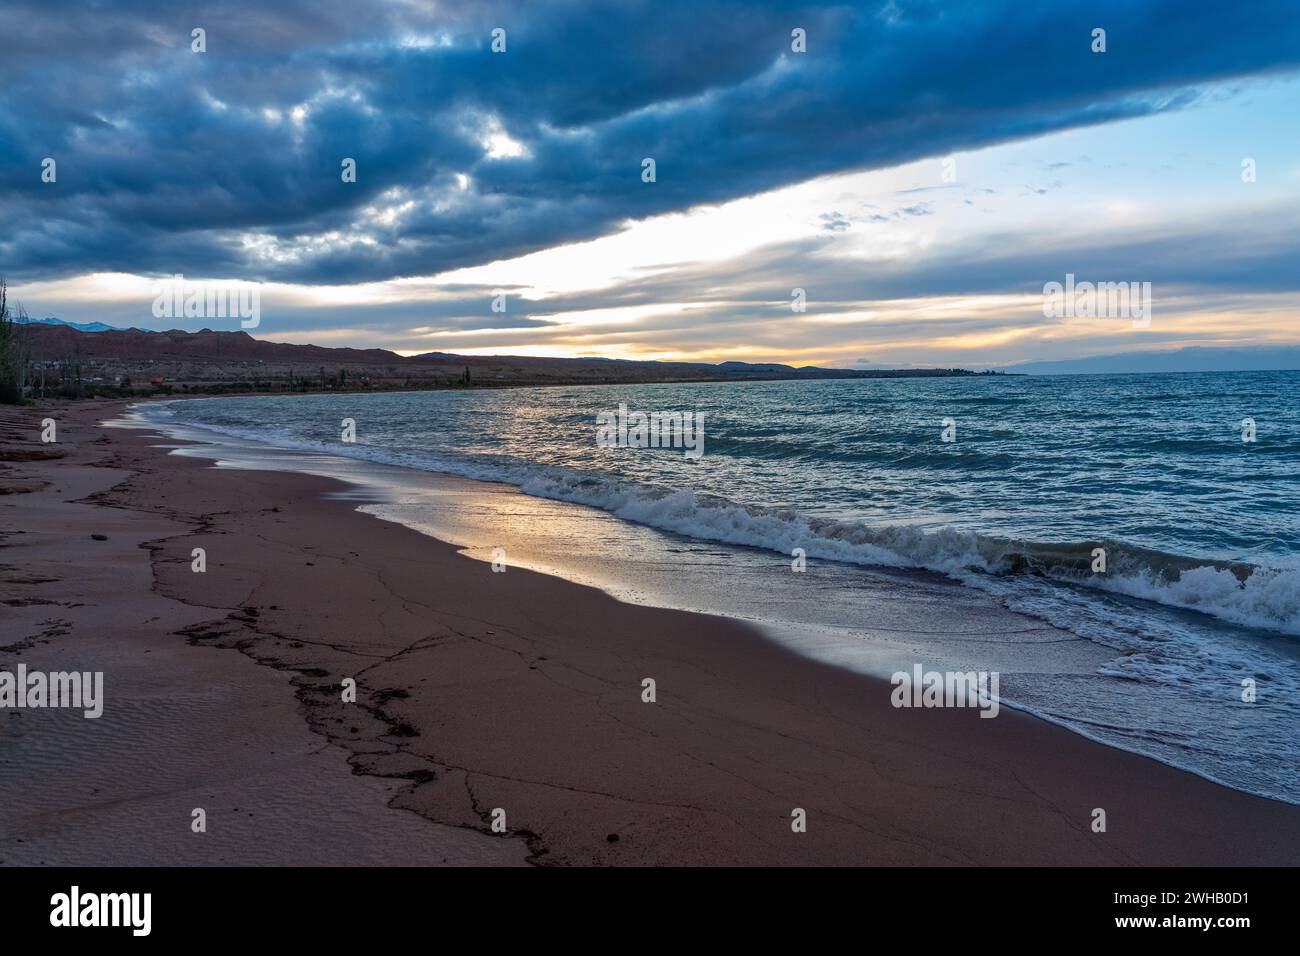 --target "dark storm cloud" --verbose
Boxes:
[2,0,1299,284]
